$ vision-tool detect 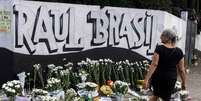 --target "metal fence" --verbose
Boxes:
[185,20,197,66]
